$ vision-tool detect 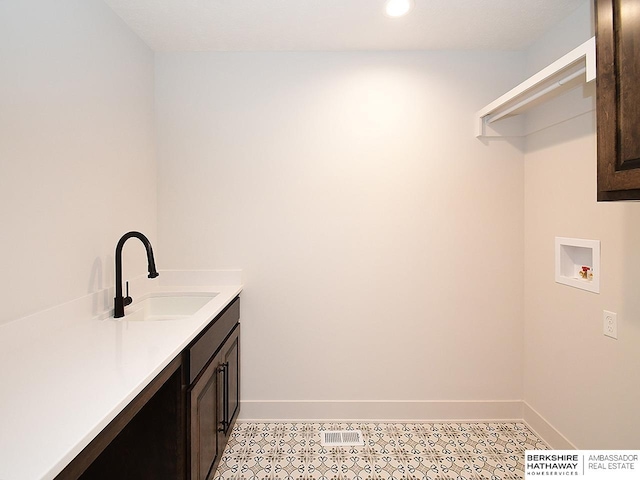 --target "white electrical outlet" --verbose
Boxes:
[603,310,618,339]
